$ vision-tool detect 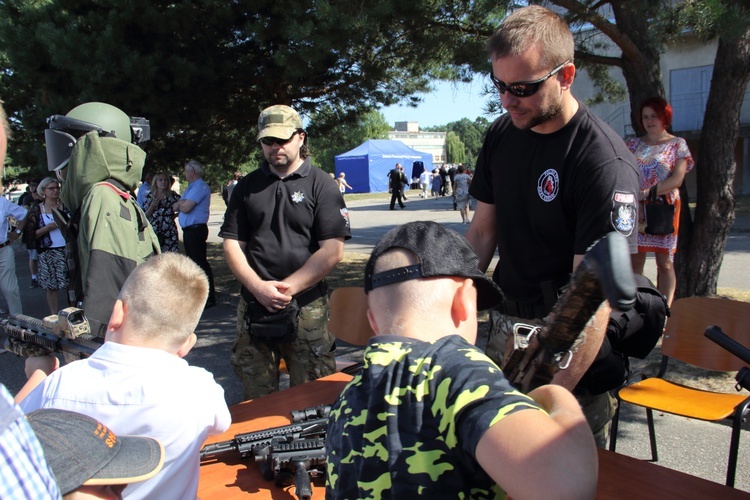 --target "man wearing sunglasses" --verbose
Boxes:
[220,105,351,400]
[465,5,639,447]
